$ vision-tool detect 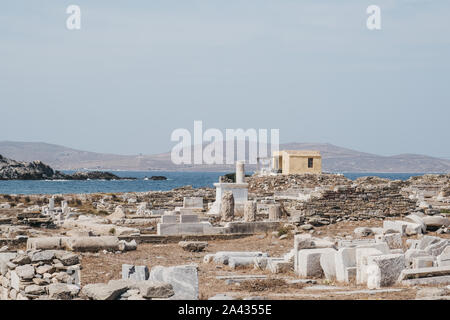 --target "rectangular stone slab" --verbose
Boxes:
[183,197,203,209]
[296,248,335,277]
[180,215,199,223]
[398,266,450,281]
[161,215,177,224]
